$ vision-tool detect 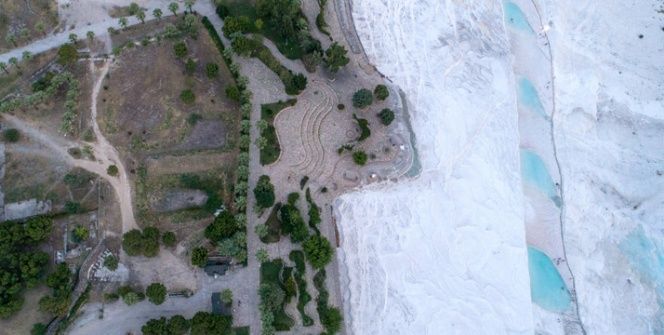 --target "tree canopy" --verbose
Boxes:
[190,311,232,335]
[146,282,167,305]
[205,211,237,242]
[191,247,208,267]
[325,42,349,73]
[303,235,334,269]
[0,217,52,317]
[122,227,160,257]
[254,175,275,209]
[374,84,389,100]
[352,88,373,108]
